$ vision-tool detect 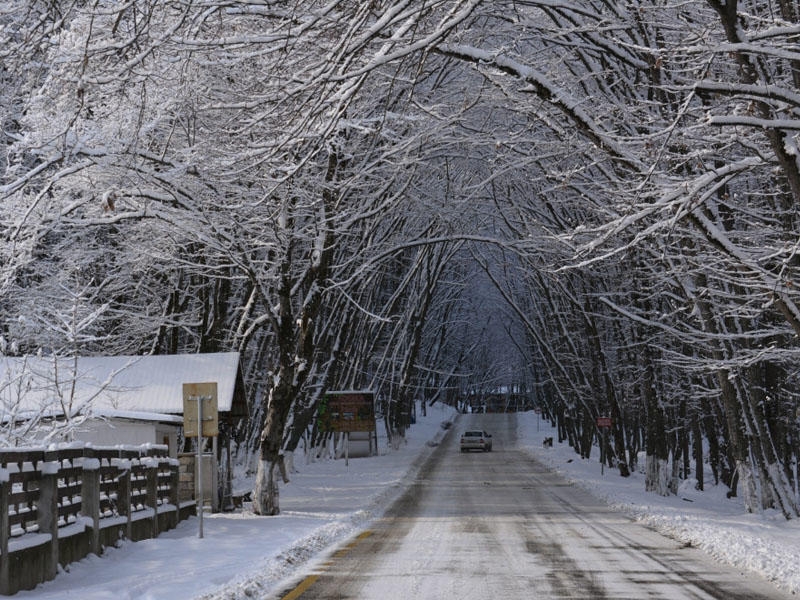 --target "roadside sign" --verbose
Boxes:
[183,382,219,437]
[318,391,375,433]
[596,416,612,428]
